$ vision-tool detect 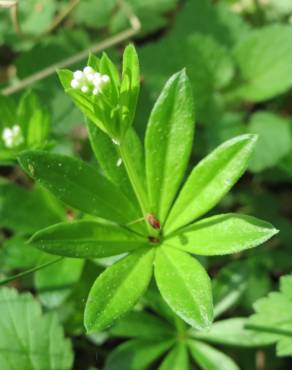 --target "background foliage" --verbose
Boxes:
[0,0,292,369]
